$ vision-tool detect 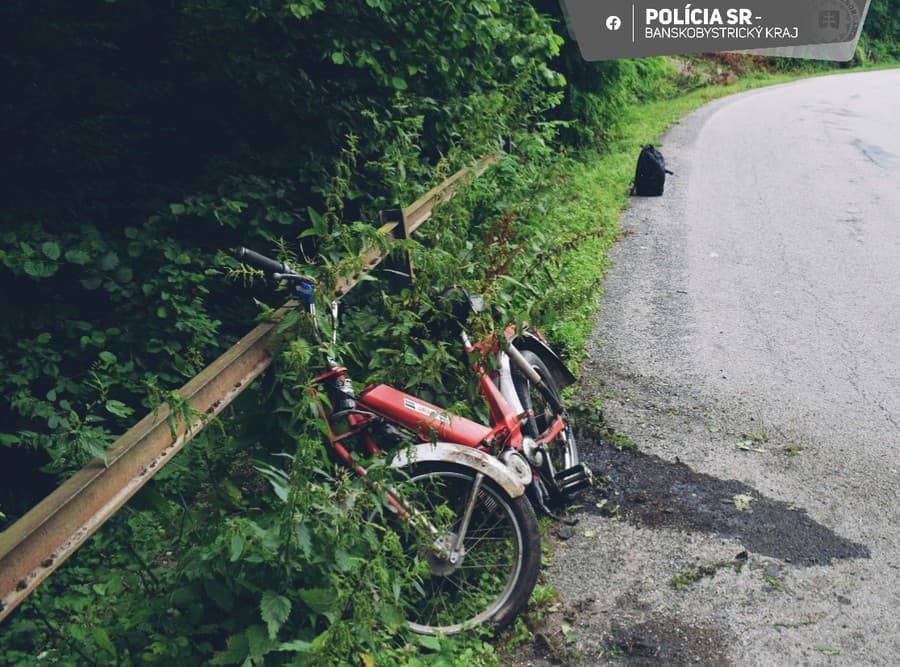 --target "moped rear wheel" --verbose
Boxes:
[389,462,540,635]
